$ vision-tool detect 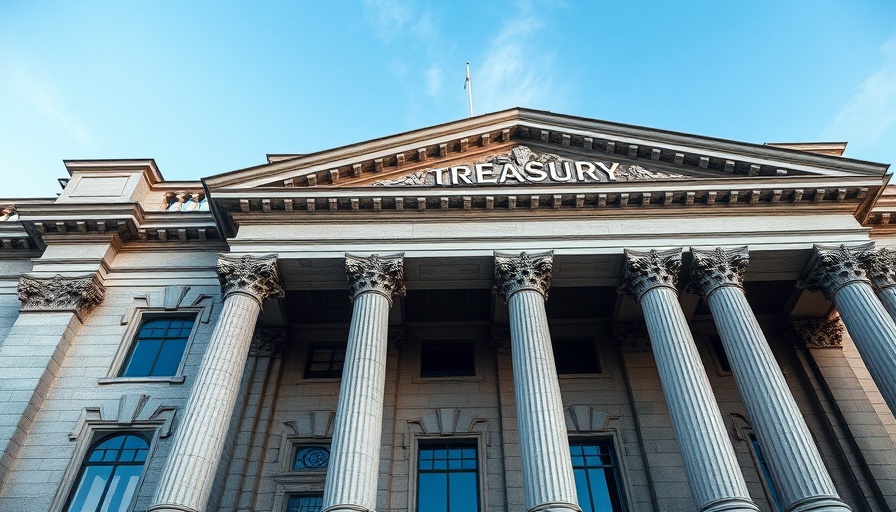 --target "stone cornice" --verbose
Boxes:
[687,246,749,298]
[801,242,875,299]
[620,248,683,302]
[217,254,284,304]
[493,250,554,302]
[17,273,105,315]
[859,248,896,291]
[345,253,406,304]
